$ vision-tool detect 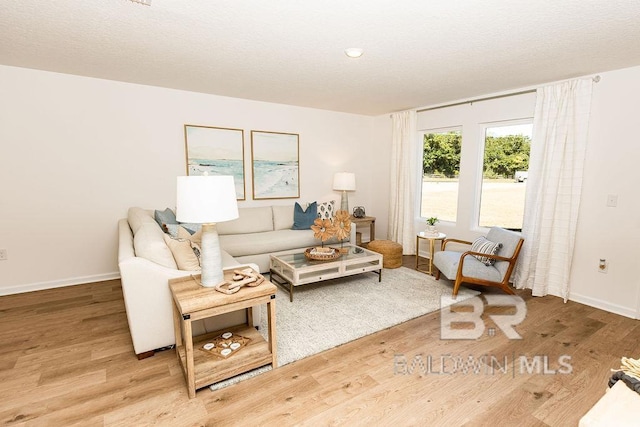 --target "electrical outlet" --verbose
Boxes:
[598,259,608,273]
[0,249,7,261]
